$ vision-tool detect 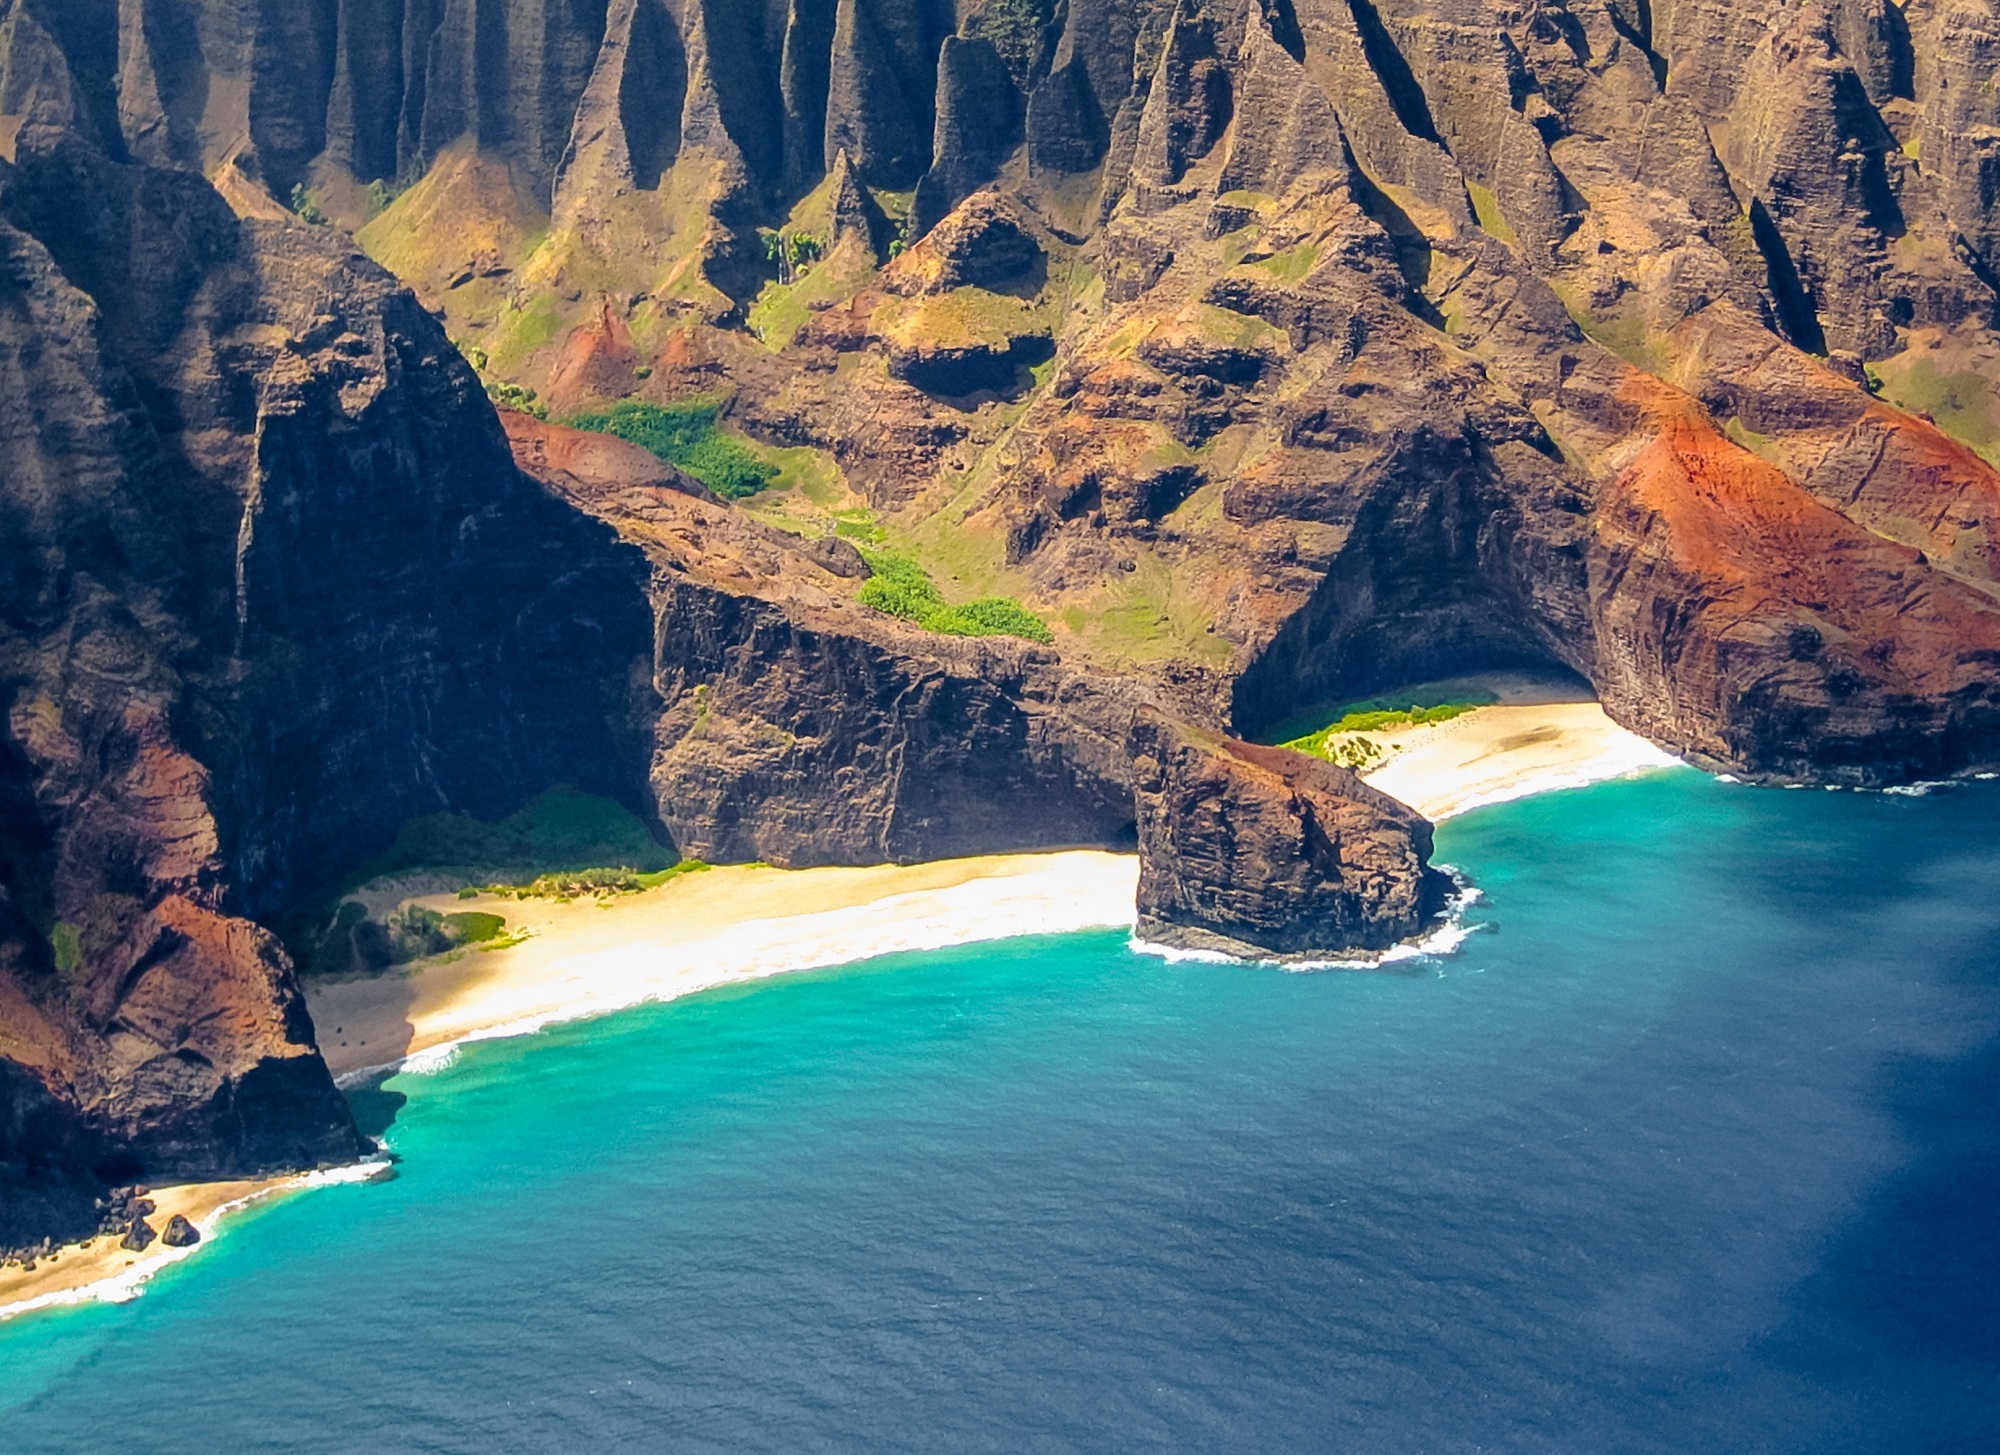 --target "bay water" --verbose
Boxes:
[3,770,1996,1451]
